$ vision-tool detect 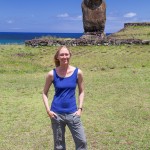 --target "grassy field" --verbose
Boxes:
[0,44,150,150]
[108,26,150,40]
